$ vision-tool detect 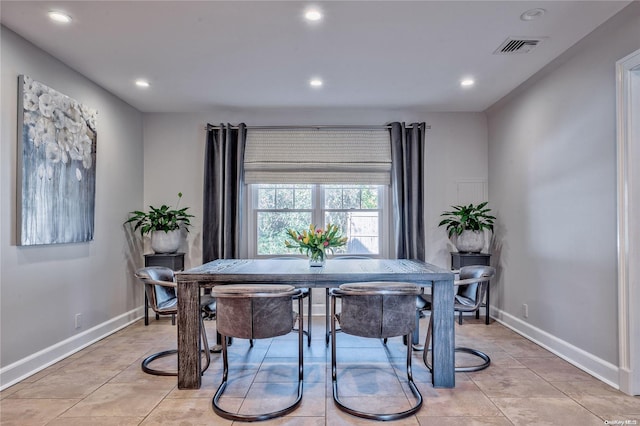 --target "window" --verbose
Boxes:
[248,184,388,257]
